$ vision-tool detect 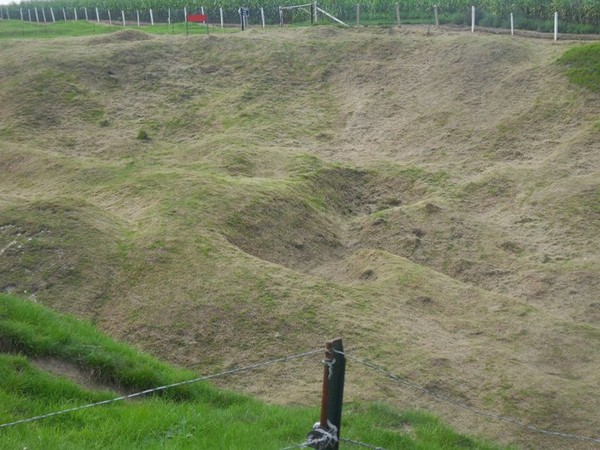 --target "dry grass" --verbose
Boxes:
[0,27,598,449]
